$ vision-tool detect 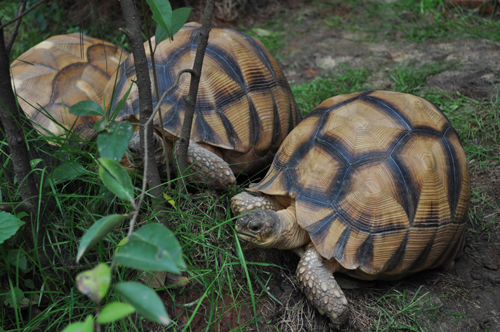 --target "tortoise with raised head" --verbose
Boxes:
[231,90,470,327]
[11,33,127,137]
[103,22,301,189]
